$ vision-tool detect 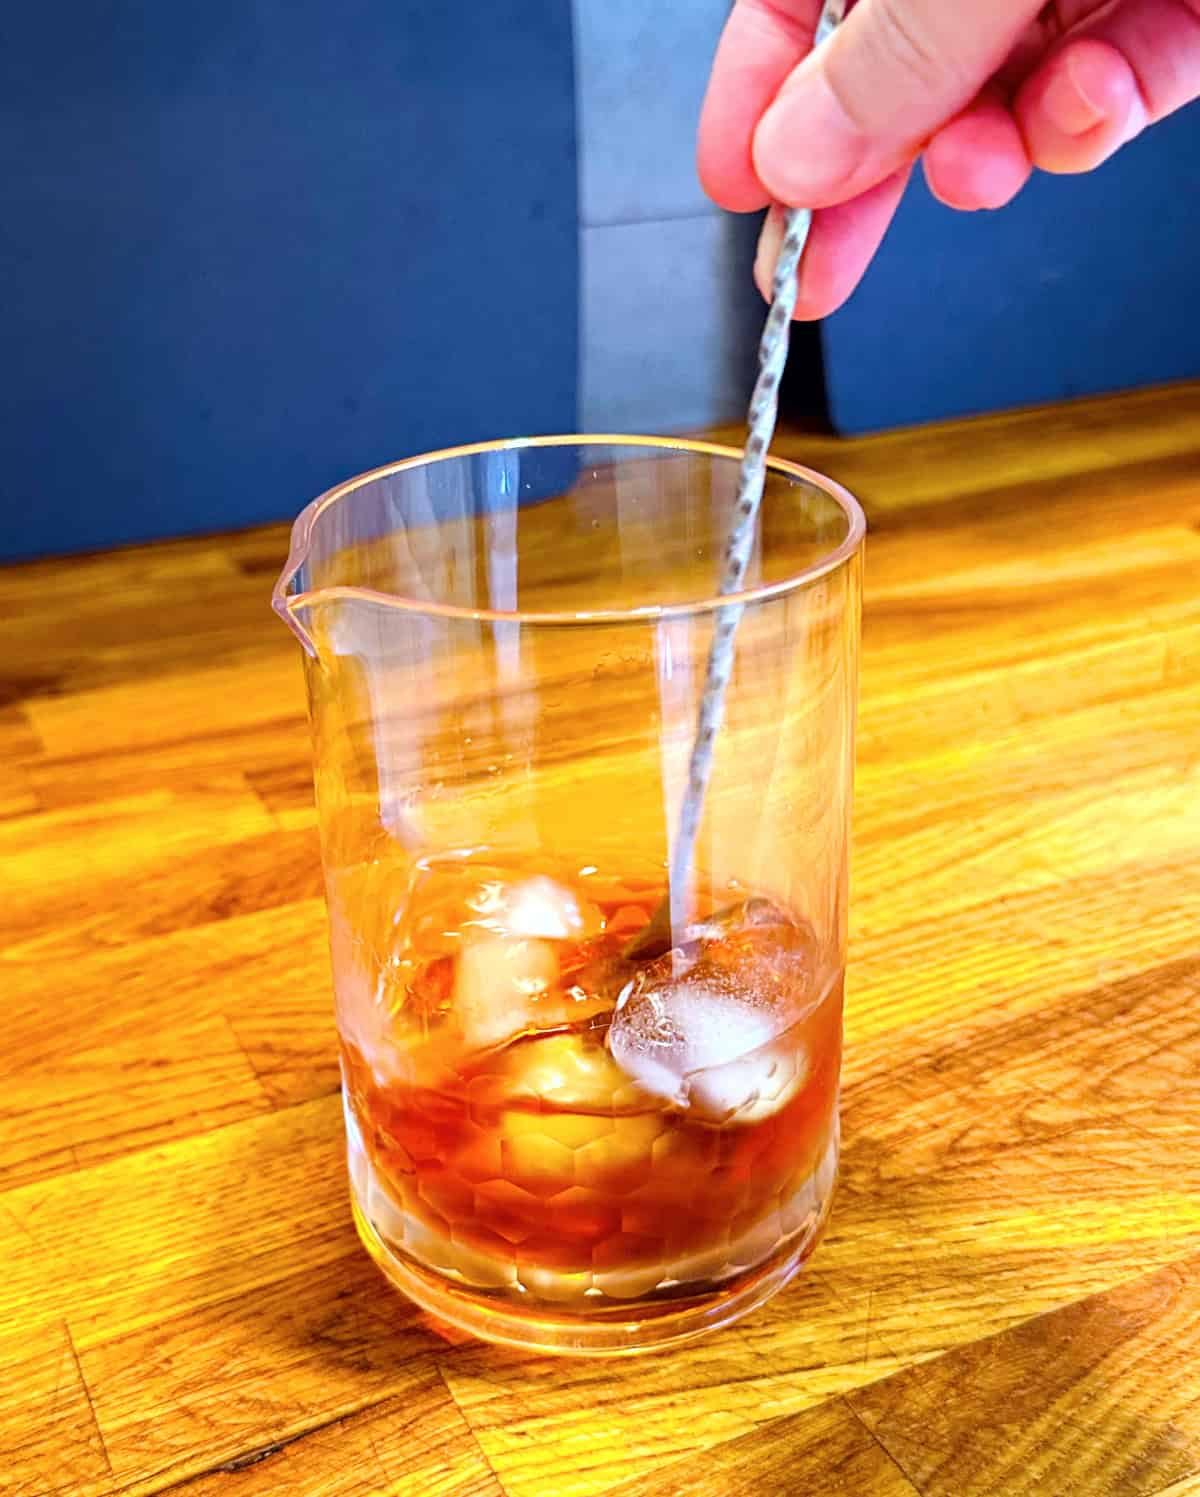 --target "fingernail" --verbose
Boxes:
[1041,52,1108,136]
[752,60,864,206]
[753,209,785,300]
